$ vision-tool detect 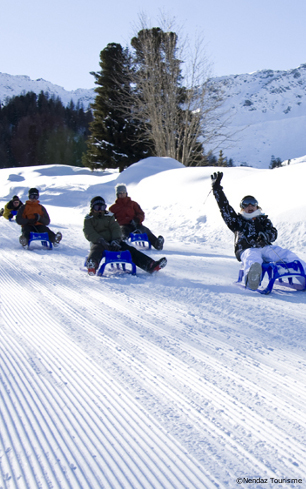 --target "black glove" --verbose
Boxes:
[97,237,110,250]
[211,172,223,189]
[110,239,121,251]
[256,231,269,246]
